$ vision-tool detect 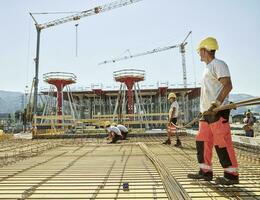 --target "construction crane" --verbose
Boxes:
[29,0,143,116]
[99,31,192,122]
[98,44,179,65]
[99,31,192,89]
